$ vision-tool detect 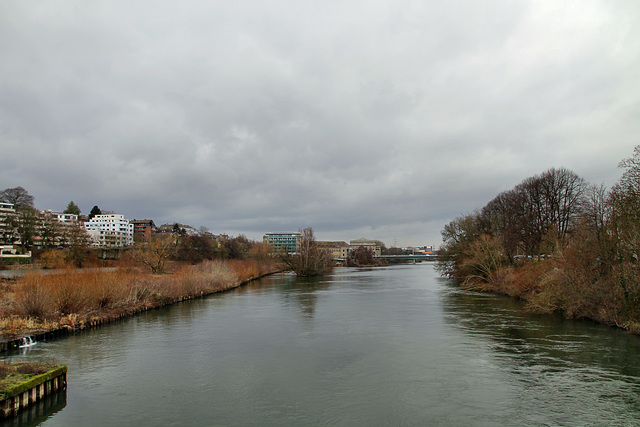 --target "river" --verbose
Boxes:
[3,264,640,426]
